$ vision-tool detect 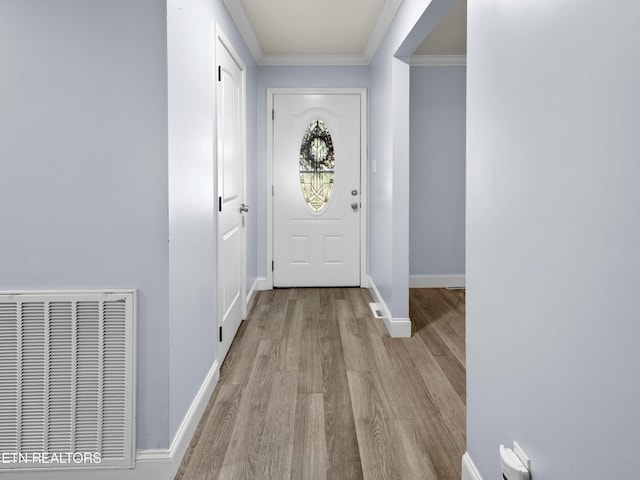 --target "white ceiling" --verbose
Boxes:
[415,0,466,56]
[223,0,466,65]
